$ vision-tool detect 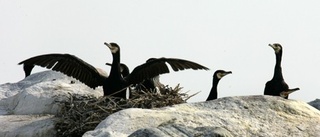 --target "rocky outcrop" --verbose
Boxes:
[0,71,102,137]
[84,95,320,137]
